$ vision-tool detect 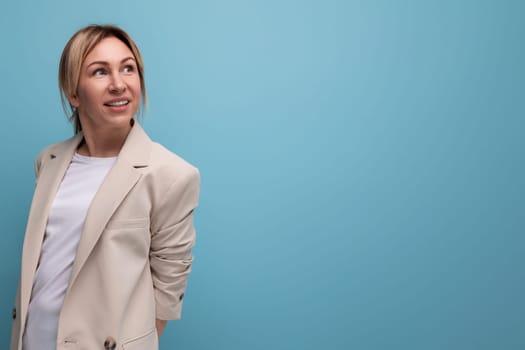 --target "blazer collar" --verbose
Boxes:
[113,122,152,167]
[48,122,152,167]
